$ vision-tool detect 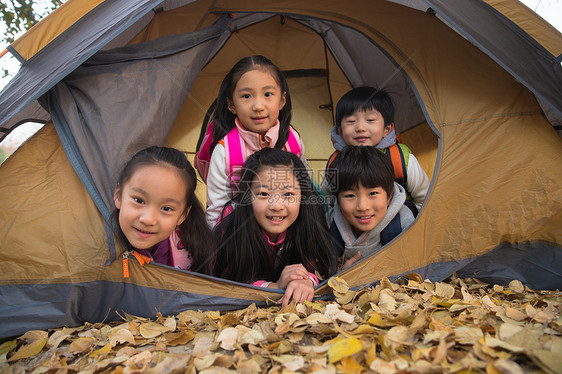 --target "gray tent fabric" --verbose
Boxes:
[295,17,428,134]
[46,16,232,214]
[0,0,168,141]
